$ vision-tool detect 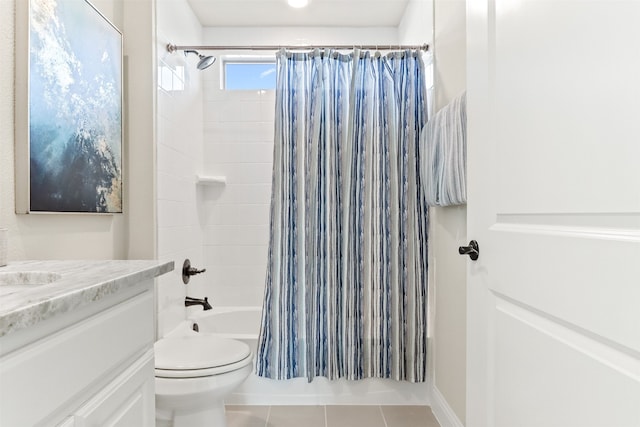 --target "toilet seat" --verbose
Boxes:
[155,335,252,378]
